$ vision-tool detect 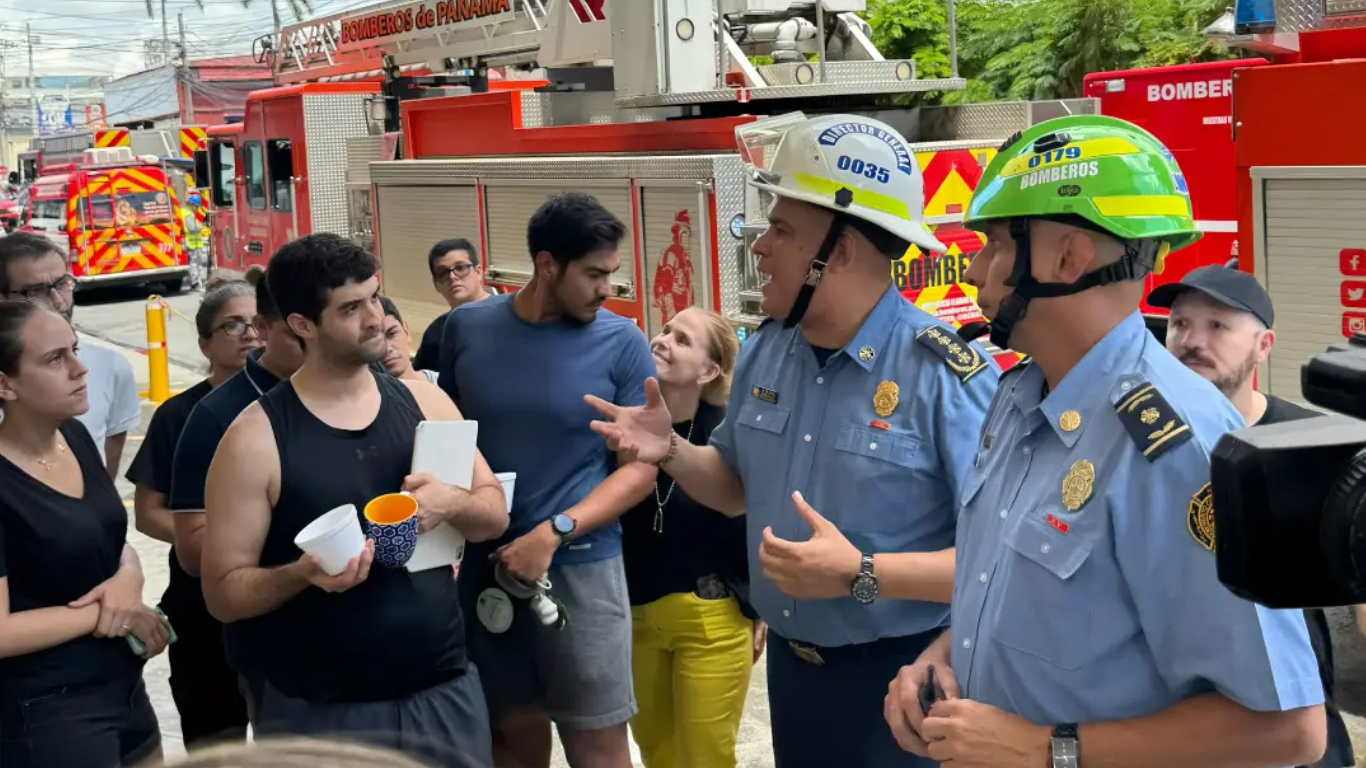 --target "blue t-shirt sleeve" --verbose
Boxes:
[437,310,462,407]
[708,330,763,473]
[612,322,656,408]
[168,405,223,513]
